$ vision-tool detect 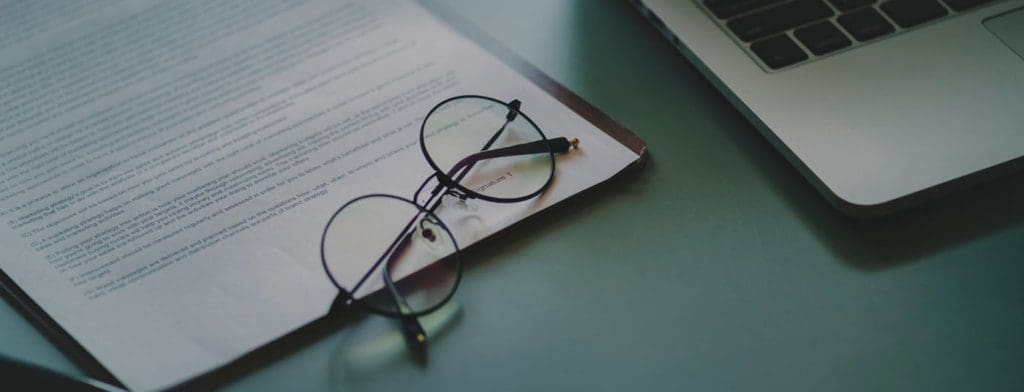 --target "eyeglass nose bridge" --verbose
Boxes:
[435,174,460,191]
